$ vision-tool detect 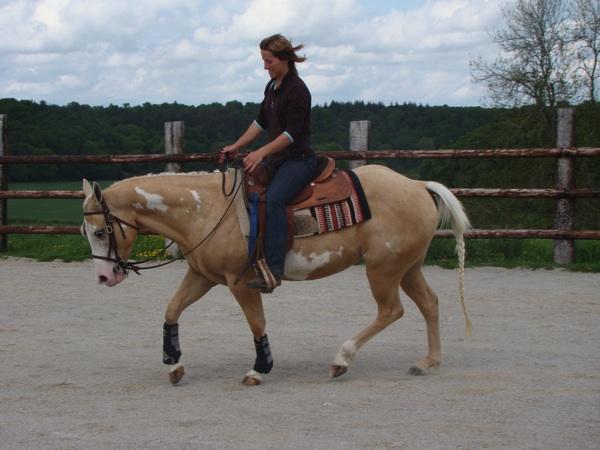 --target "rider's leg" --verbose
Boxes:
[264,156,317,278]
